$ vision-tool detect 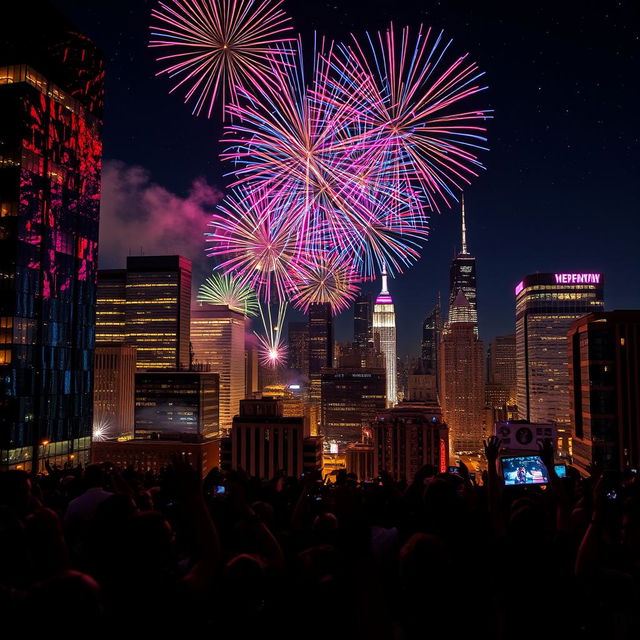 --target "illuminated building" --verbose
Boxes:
[125,256,191,370]
[335,341,384,369]
[96,256,192,370]
[345,442,374,481]
[515,272,605,454]
[93,345,136,441]
[220,398,323,478]
[92,437,220,479]
[439,291,485,454]
[569,311,640,474]
[287,321,309,377]
[372,265,397,406]
[135,371,219,440]
[191,305,246,432]
[448,196,478,332]
[421,296,442,389]
[308,302,333,403]
[320,368,386,451]
[407,367,438,403]
[0,7,104,470]
[372,402,449,481]
[486,334,517,423]
[354,293,373,349]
